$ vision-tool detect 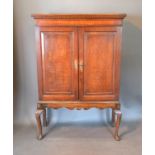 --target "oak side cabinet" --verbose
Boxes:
[32,14,126,141]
